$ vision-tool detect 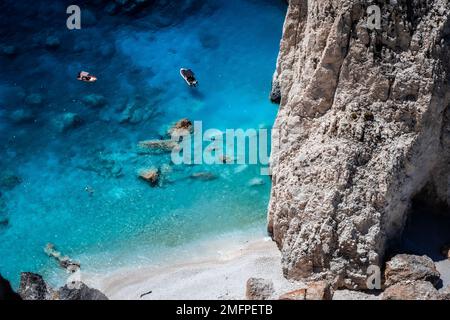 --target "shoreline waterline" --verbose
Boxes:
[80,226,301,300]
